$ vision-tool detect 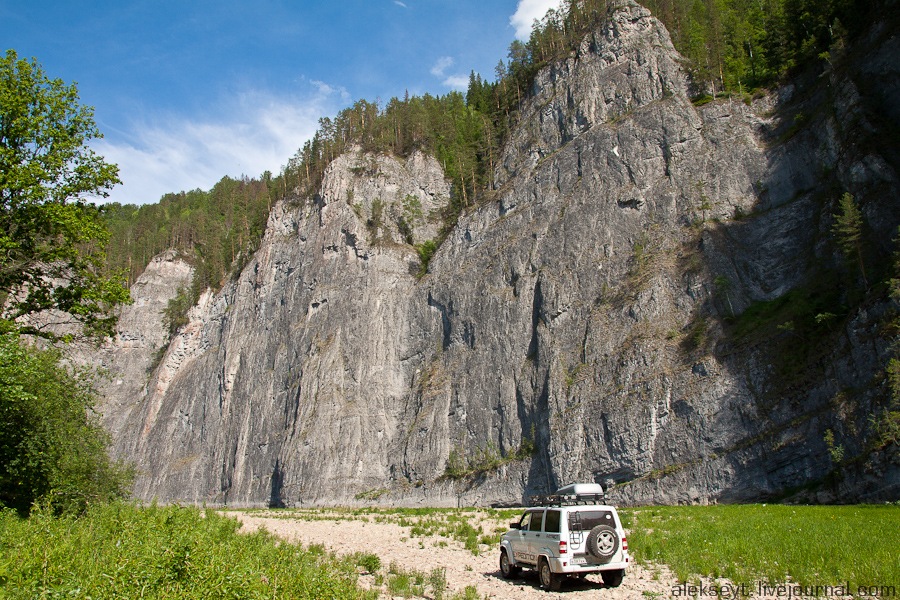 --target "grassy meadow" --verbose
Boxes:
[621,504,900,593]
[2,501,898,598]
[0,502,376,600]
